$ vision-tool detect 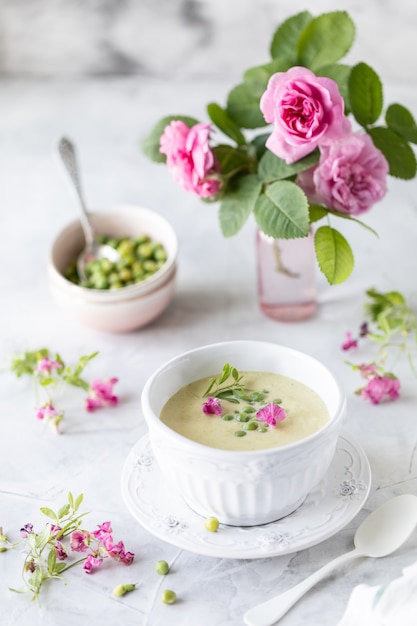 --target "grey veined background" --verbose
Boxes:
[0,0,416,82]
